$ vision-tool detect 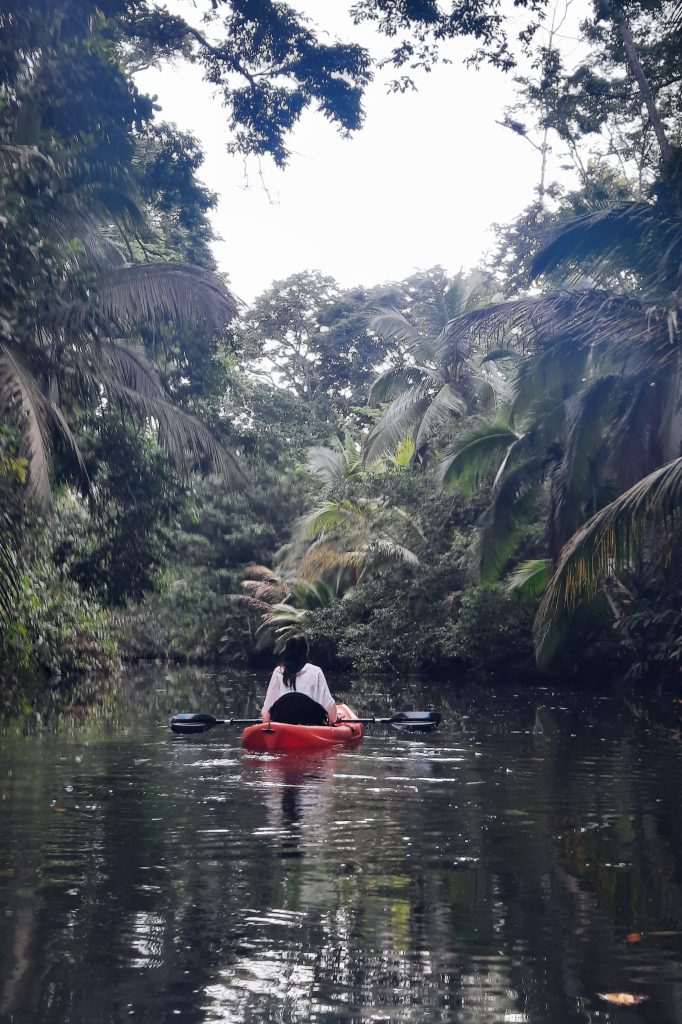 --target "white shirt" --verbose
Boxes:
[262,663,335,715]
